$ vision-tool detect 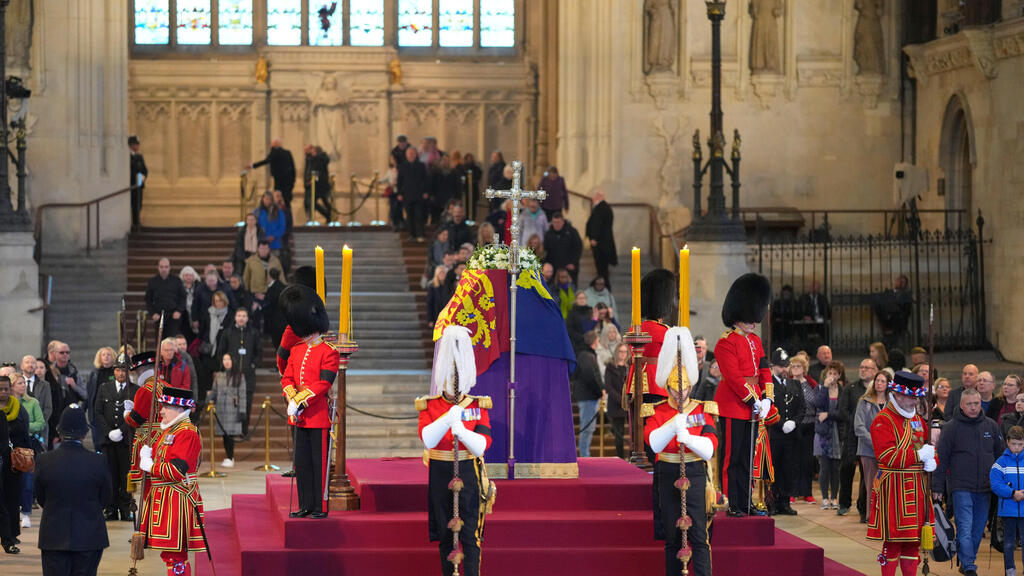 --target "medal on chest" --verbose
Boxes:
[685,413,706,428]
[462,407,481,422]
